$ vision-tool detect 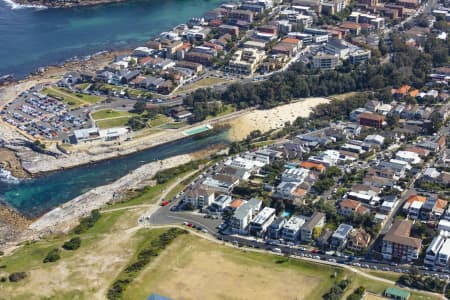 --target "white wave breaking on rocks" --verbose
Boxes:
[0,168,19,184]
[2,0,47,10]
